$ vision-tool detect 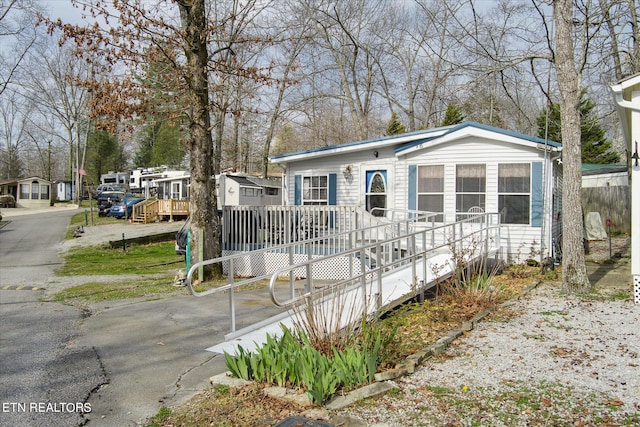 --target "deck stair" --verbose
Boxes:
[132,199,159,223]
